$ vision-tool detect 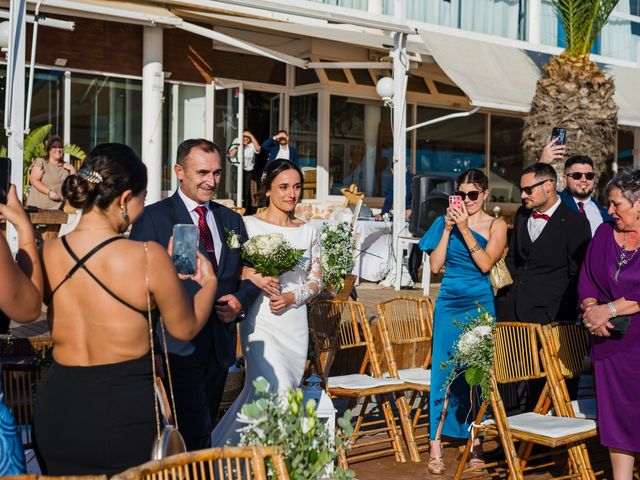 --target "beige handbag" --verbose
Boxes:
[489,257,513,290]
[145,243,187,460]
